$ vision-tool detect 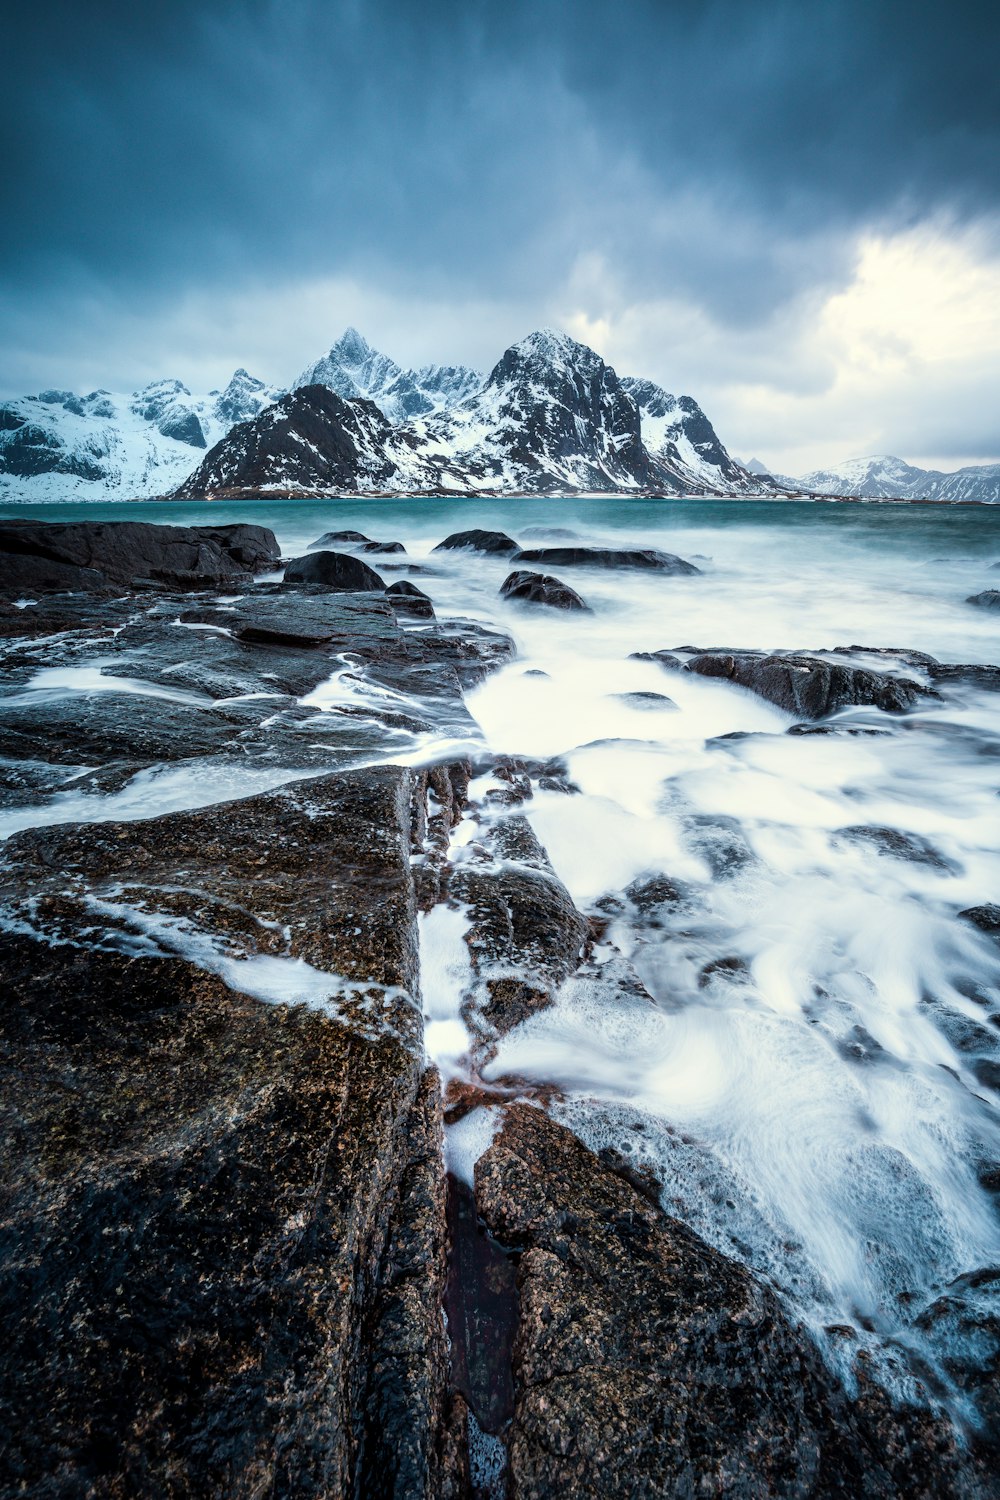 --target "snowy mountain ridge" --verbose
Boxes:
[792,454,1000,502]
[6,327,997,503]
[295,327,482,424]
[174,329,767,498]
[0,369,282,502]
